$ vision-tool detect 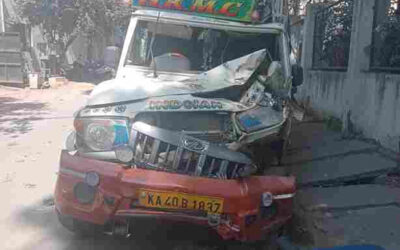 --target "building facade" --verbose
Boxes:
[299,0,400,151]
